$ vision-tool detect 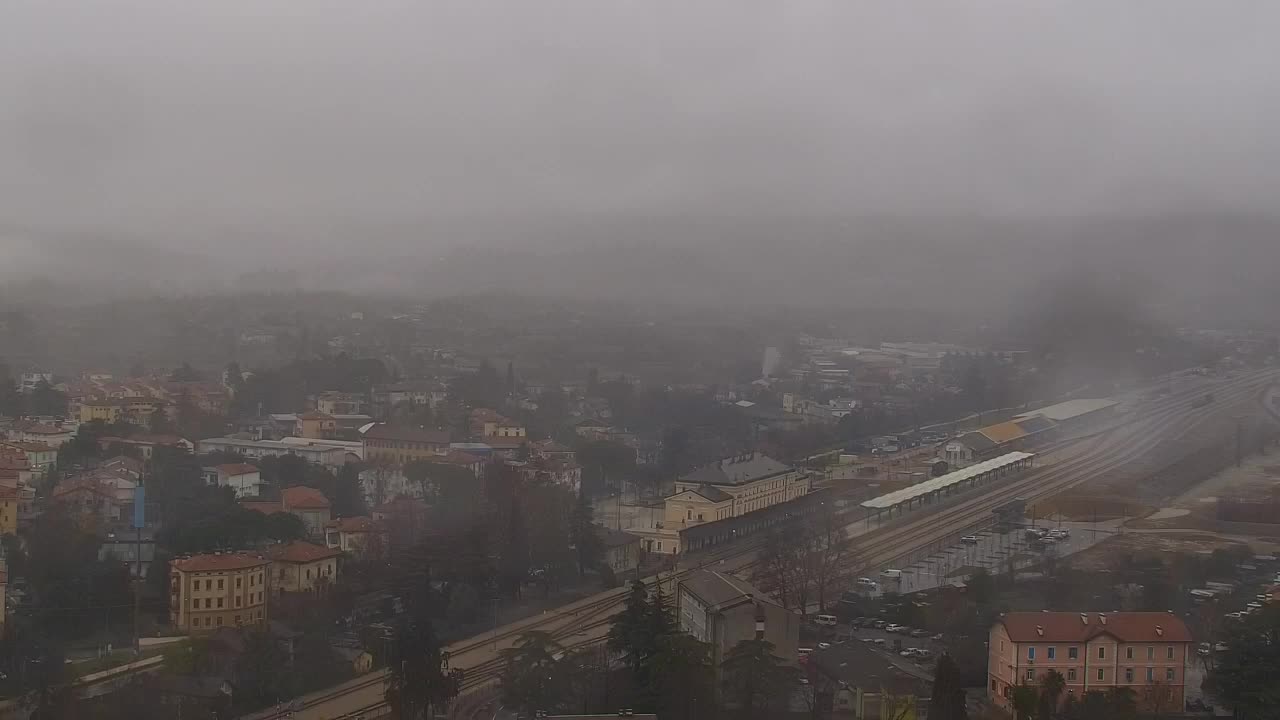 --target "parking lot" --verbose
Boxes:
[854,519,1126,595]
